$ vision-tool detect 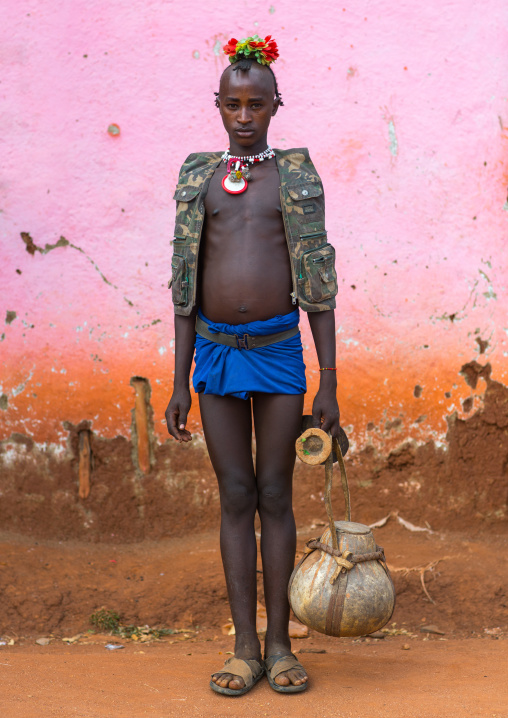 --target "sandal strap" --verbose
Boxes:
[213,657,264,687]
[265,653,304,679]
